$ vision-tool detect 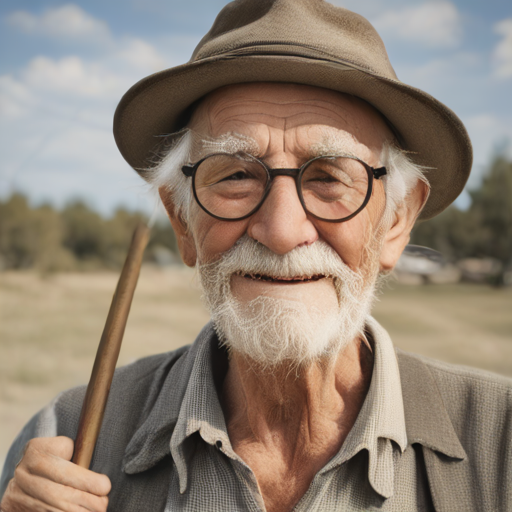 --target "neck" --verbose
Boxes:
[220,337,373,511]
[222,338,372,446]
